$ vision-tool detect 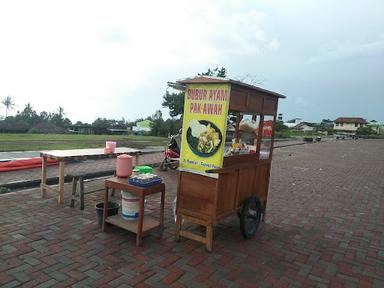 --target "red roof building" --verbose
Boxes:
[334,117,367,124]
[334,117,367,133]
